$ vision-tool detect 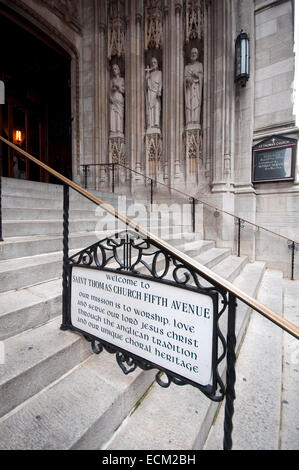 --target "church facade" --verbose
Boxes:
[0,0,298,245]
